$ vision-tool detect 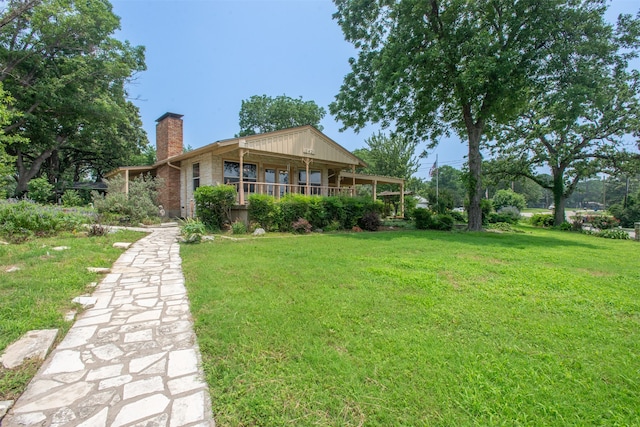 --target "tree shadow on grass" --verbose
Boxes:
[332,228,603,250]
